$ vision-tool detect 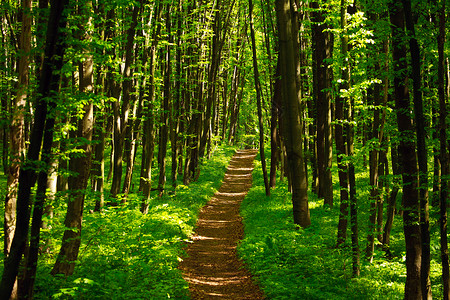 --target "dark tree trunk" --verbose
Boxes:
[158,5,172,197]
[140,1,162,213]
[249,0,269,196]
[389,2,422,298]
[270,60,282,188]
[437,1,450,297]
[336,0,349,248]
[383,145,401,254]
[51,1,94,276]
[402,0,431,296]
[276,0,310,228]
[310,1,333,207]
[4,0,31,261]
[110,3,140,199]
[0,0,69,296]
